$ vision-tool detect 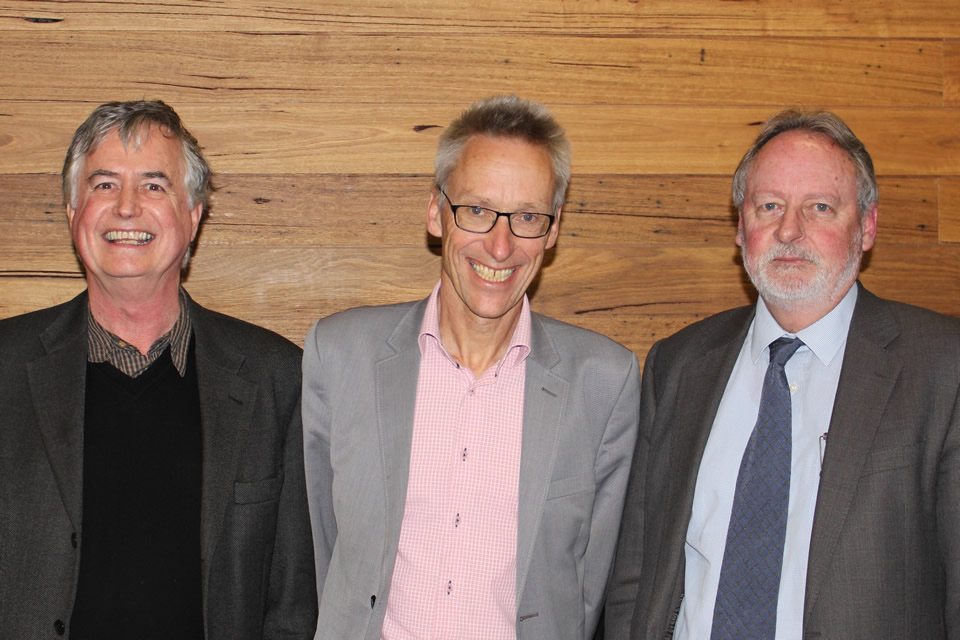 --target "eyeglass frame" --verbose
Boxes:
[437,187,557,239]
